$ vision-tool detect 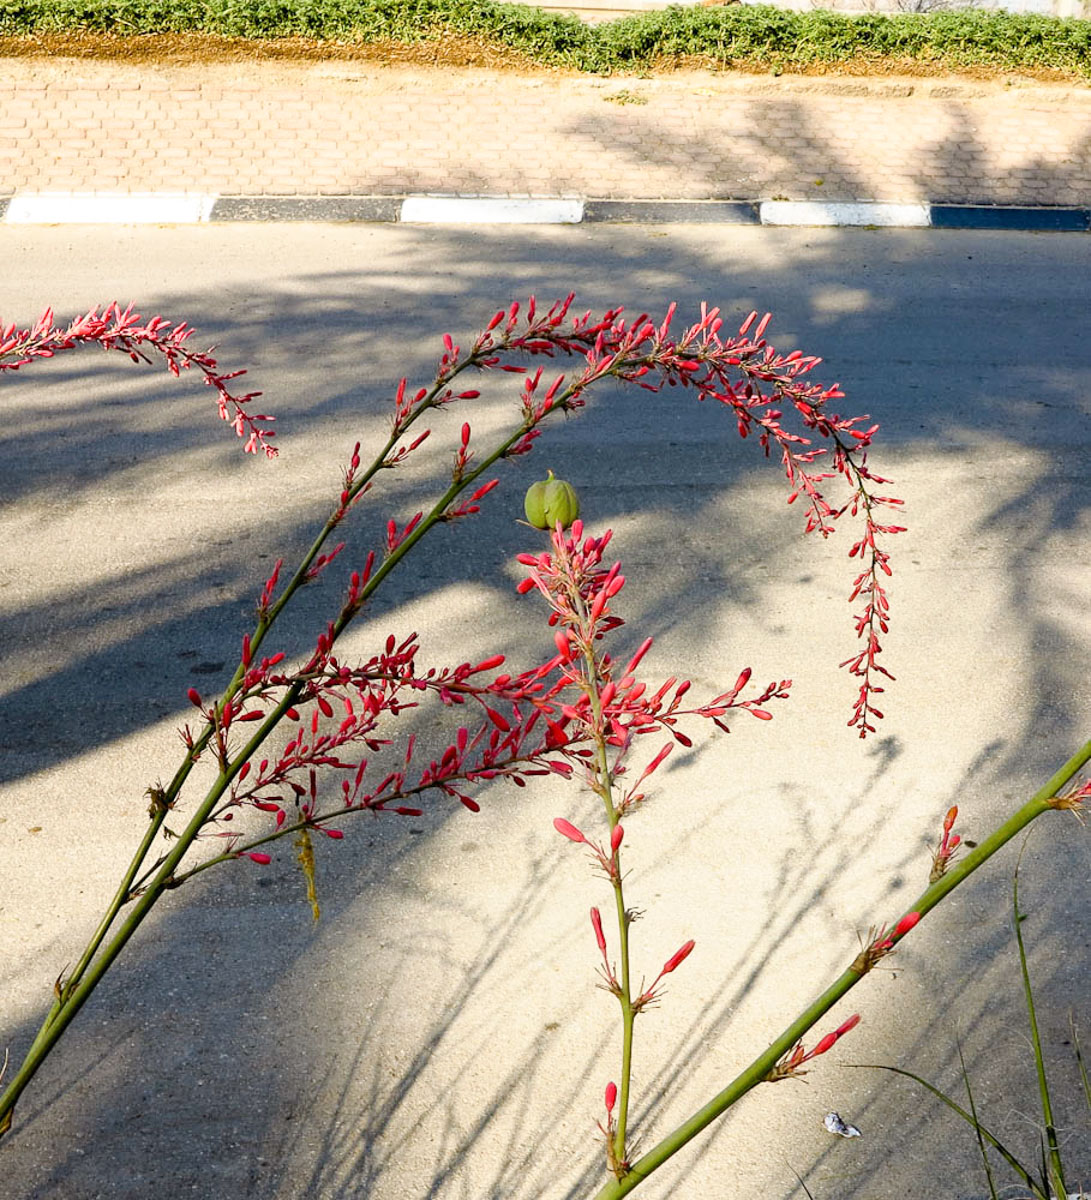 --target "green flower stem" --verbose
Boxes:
[591,738,1091,1199]
[572,582,636,1169]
